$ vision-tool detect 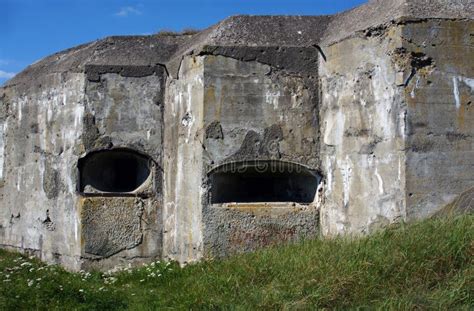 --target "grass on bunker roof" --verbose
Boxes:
[0,215,473,310]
